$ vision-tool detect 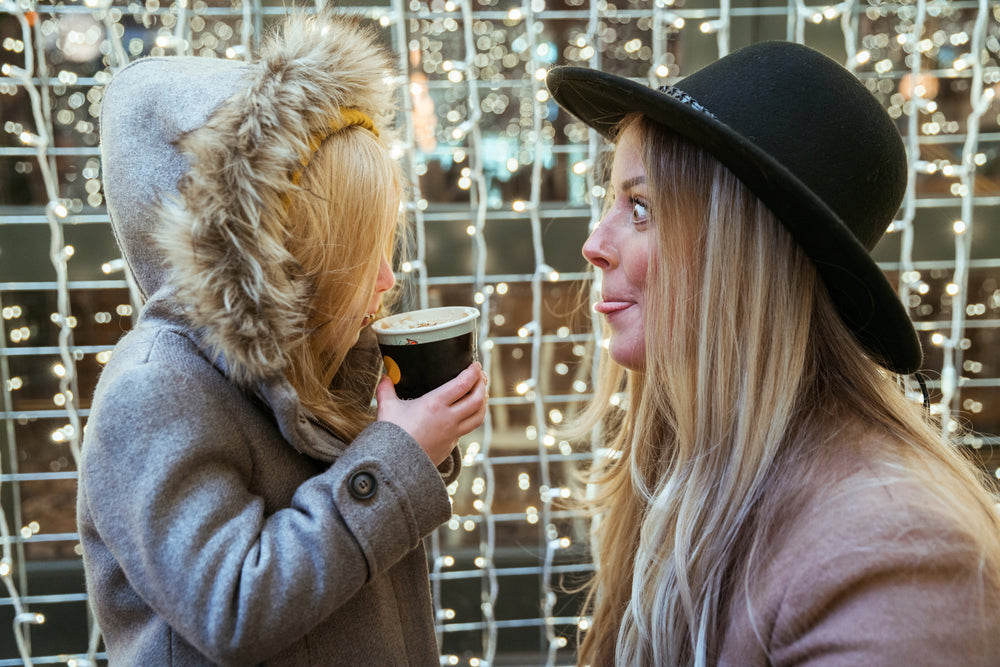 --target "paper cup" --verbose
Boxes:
[372,306,480,399]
